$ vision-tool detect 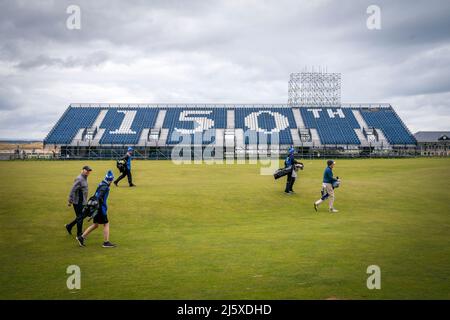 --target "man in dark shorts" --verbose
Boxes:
[65,165,92,237]
[76,170,116,248]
